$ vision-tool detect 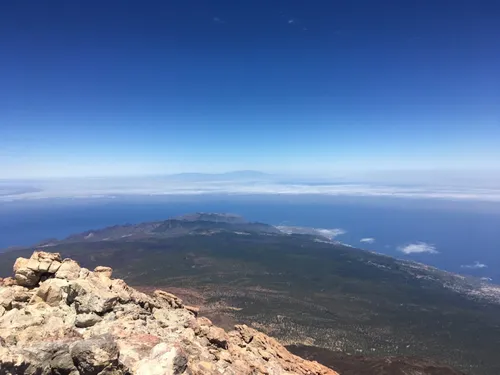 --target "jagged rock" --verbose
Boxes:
[0,252,338,375]
[67,279,118,314]
[34,278,70,306]
[154,290,183,308]
[206,326,229,349]
[71,334,121,374]
[129,289,158,311]
[27,251,62,273]
[79,267,91,279]
[94,266,113,279]
[13,252,64,288]
[0,287,14,309]
[56,259,81,280]
[184,305,200,316]
[13,257,29,273]
[15,266,39,288]
[76,313,102,328]
[111,279,132,303]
